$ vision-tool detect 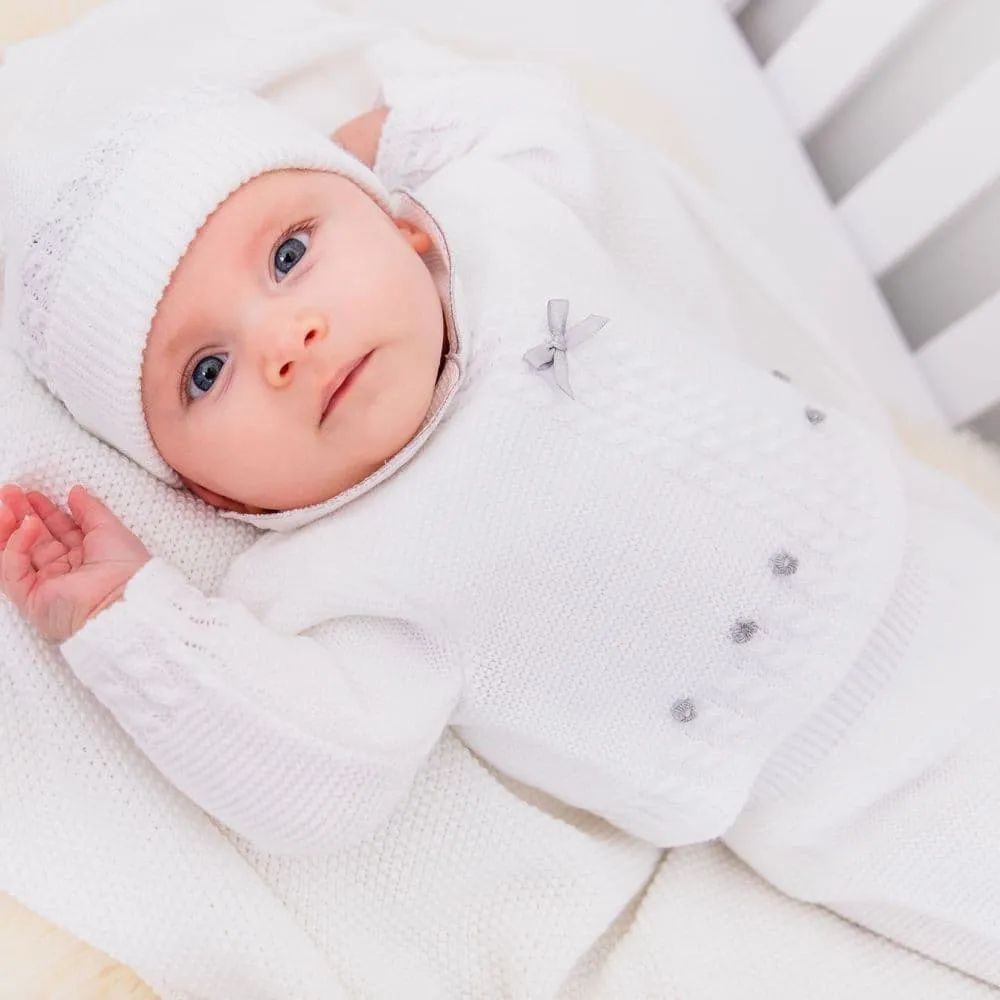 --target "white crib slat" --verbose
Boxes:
[835,59,1000,277]
[763,0,934,138]
[916,289,1000,426]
